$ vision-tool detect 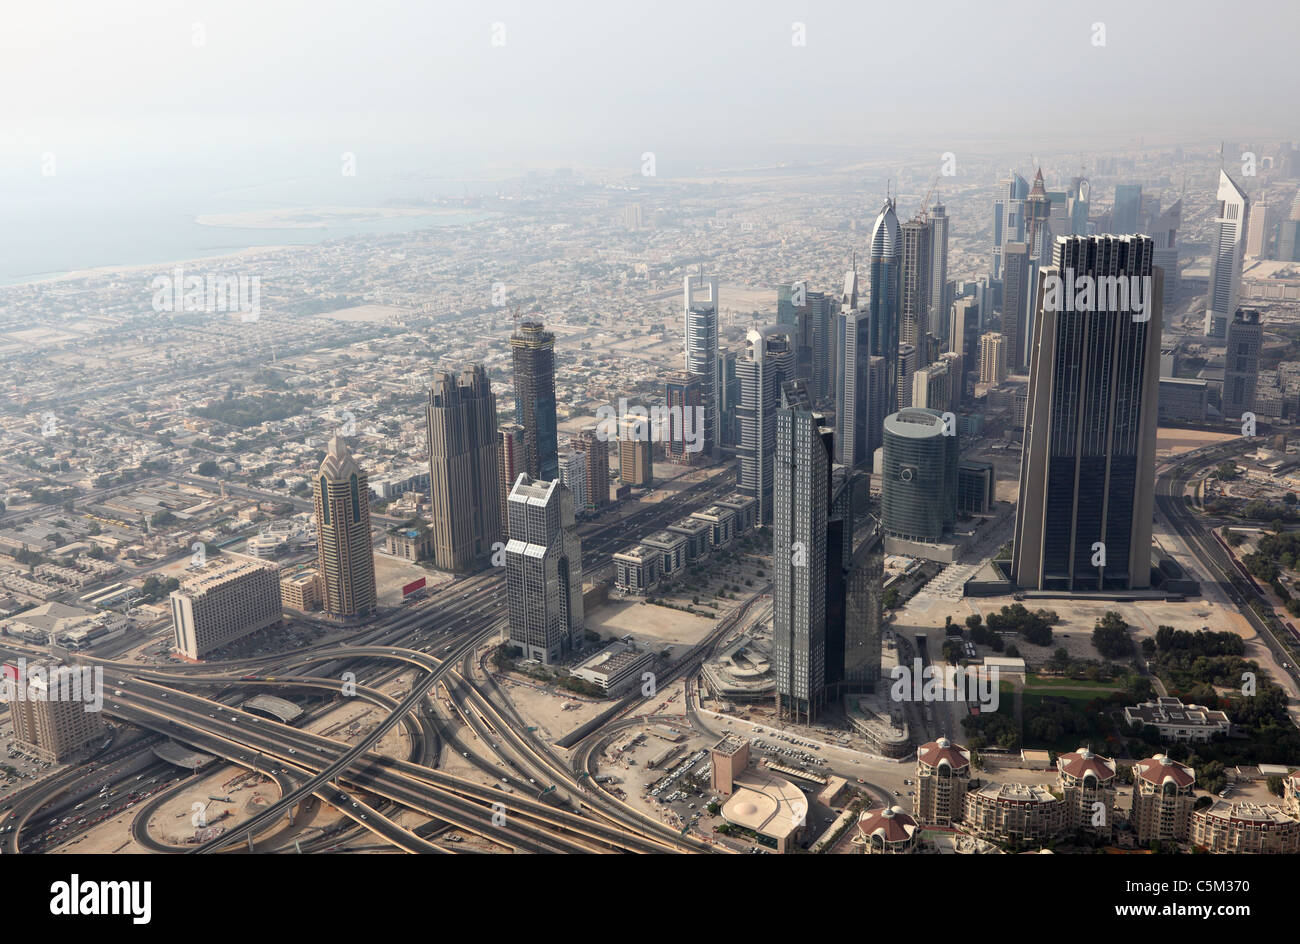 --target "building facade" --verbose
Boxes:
[313,438,377,618]
[426,365,501,572]
[504,476,584,664]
